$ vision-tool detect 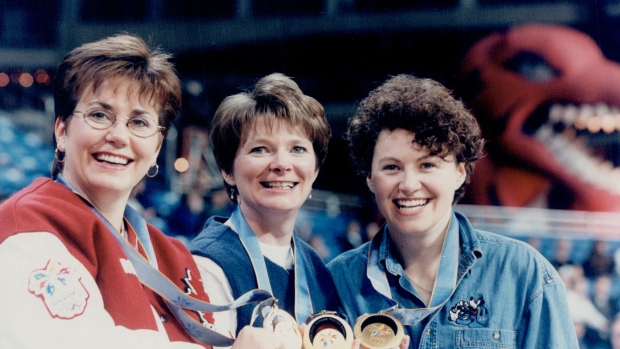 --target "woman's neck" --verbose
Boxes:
[389,216,452,297]
[94,197,129,233]
[61,174,128,233]
[392,228,445,273]
[238,204,297,246]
